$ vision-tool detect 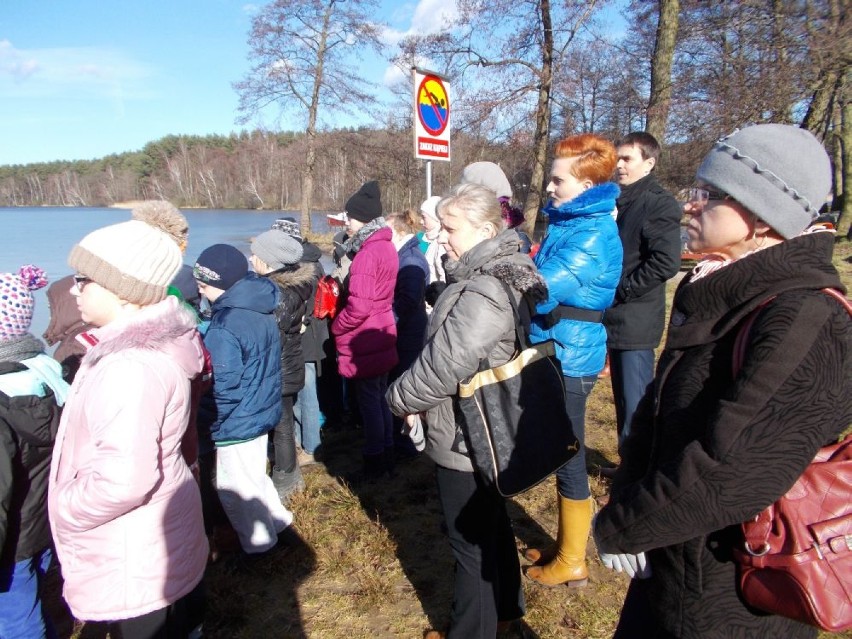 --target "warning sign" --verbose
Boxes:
[413,68,451,162]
